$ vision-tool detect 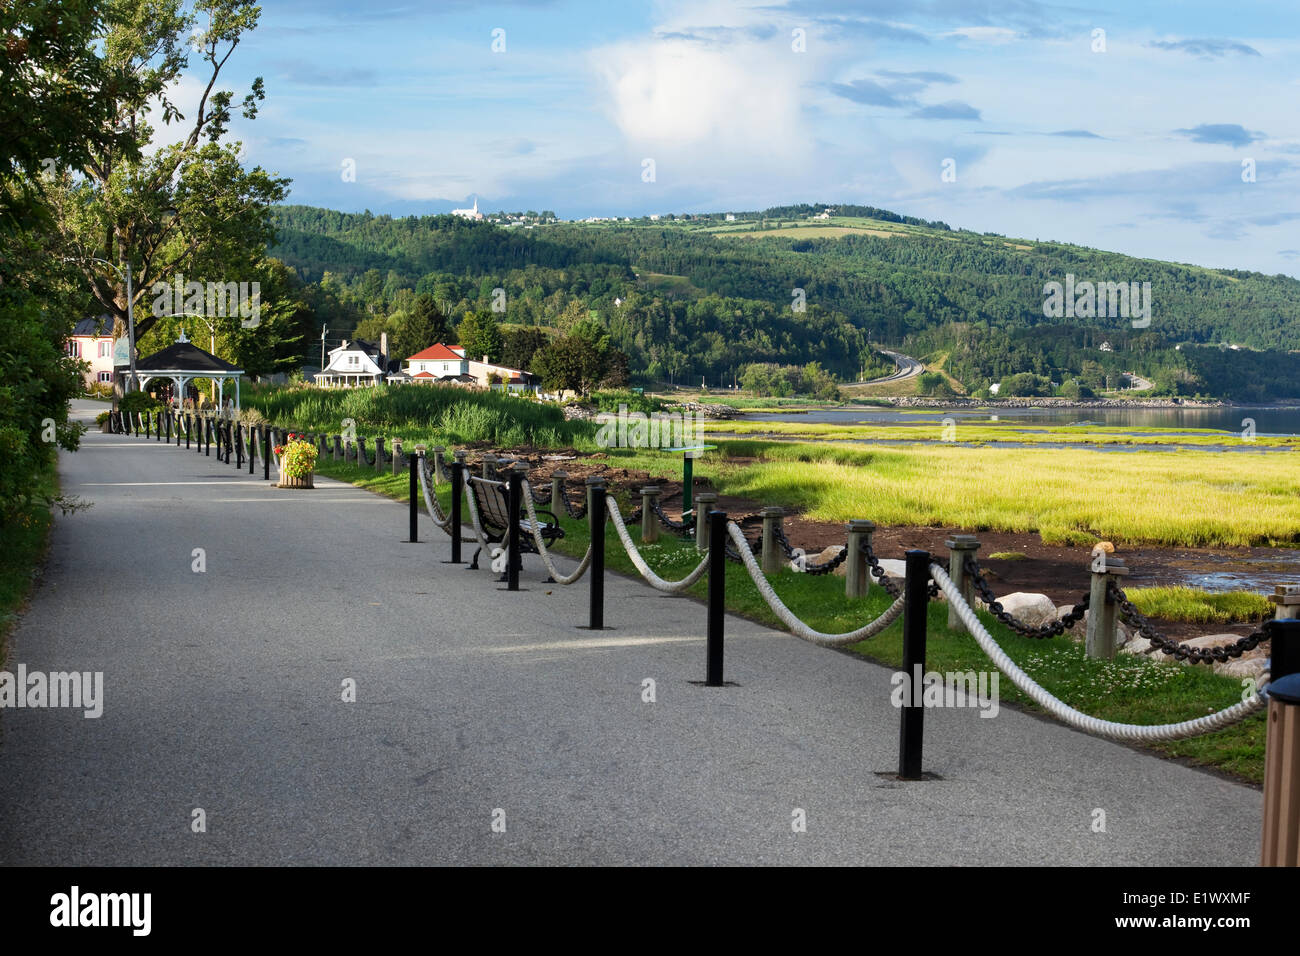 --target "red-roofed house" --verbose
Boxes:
[403,343,537,393]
